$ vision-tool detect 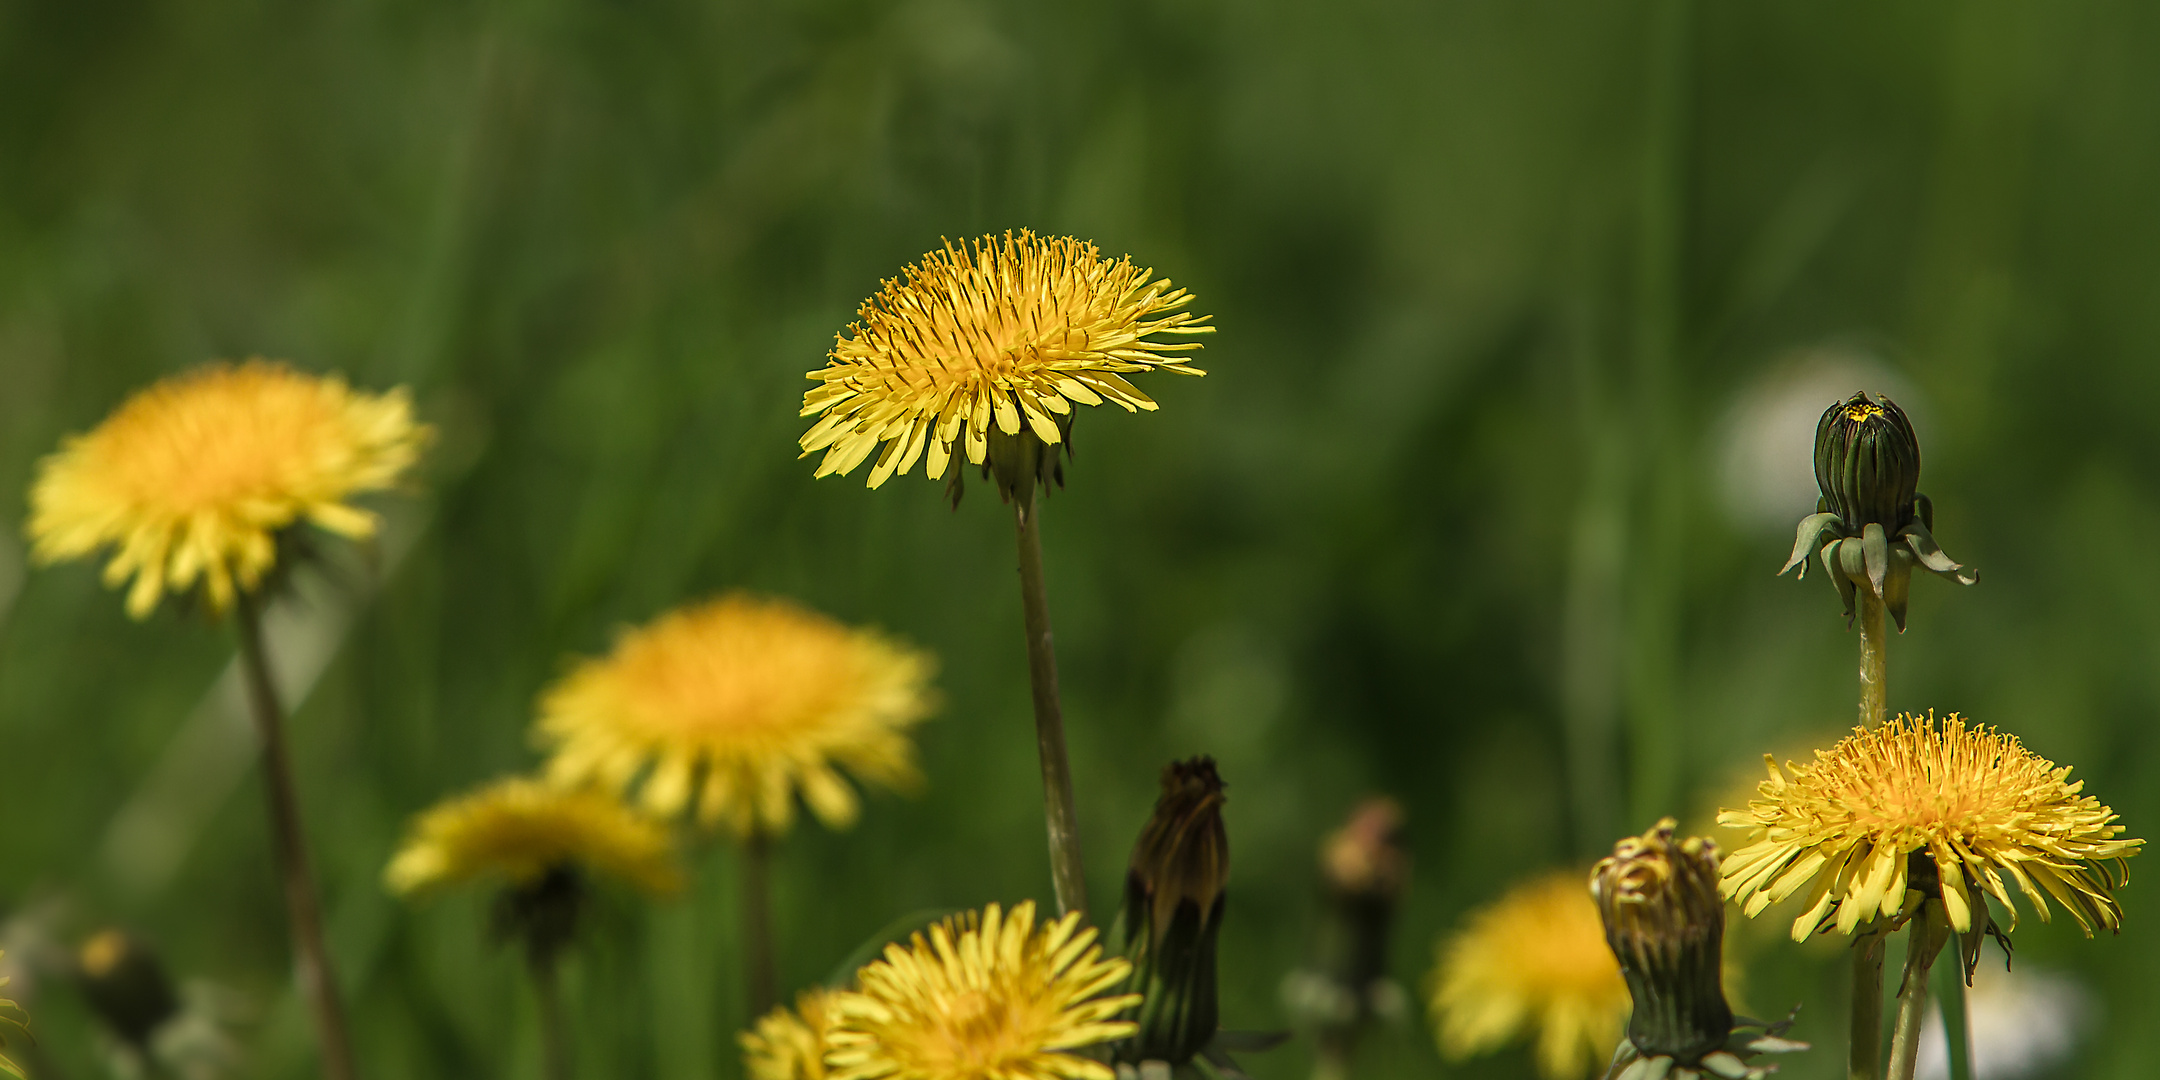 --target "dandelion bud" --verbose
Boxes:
[1593,820,1732,1061]
[1118,757,1229,1067]
[1813,391,1921,530]
[77,929,180,1050]
[1780,391,1974,631]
